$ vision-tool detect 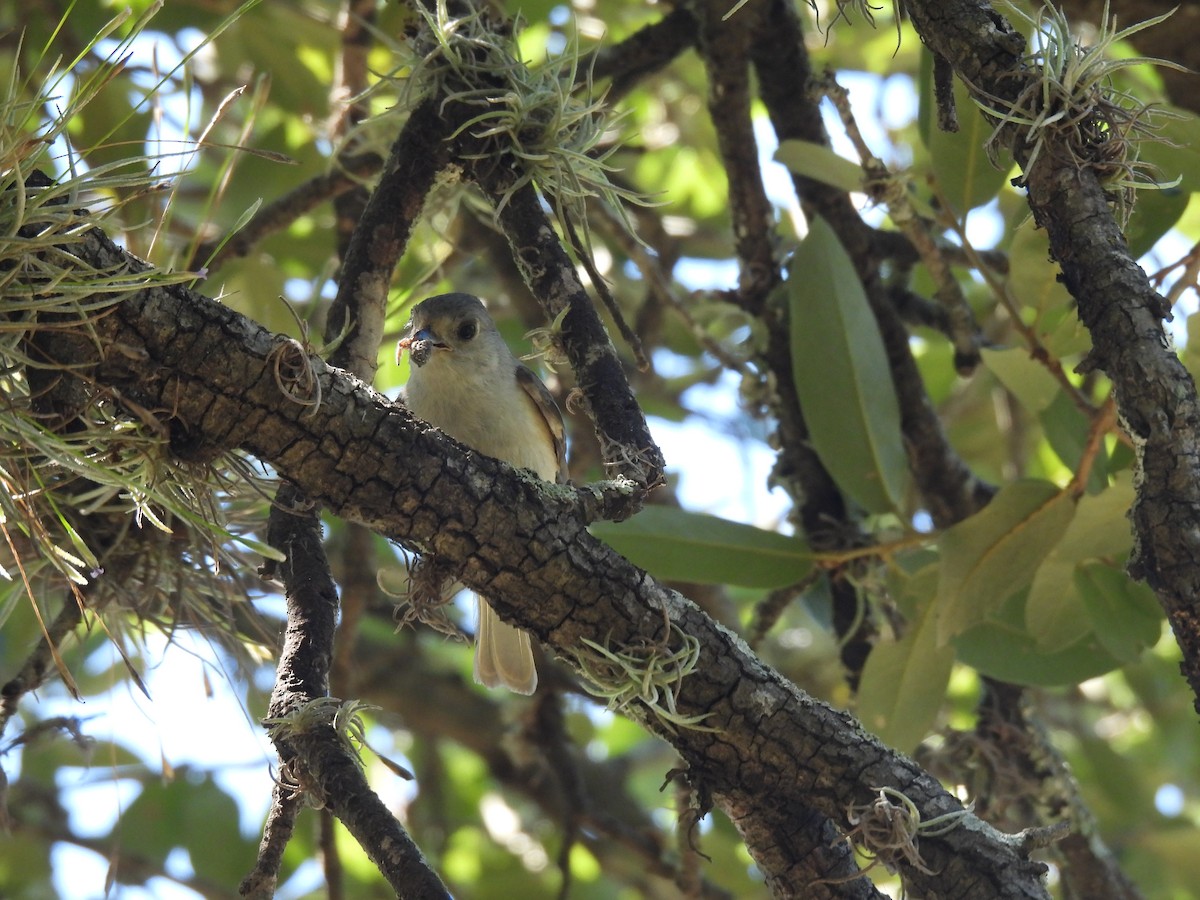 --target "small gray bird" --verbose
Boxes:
[398,293,567,694]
